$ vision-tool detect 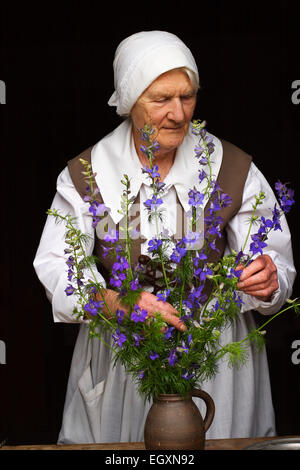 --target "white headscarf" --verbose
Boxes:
[108,31,199,116]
